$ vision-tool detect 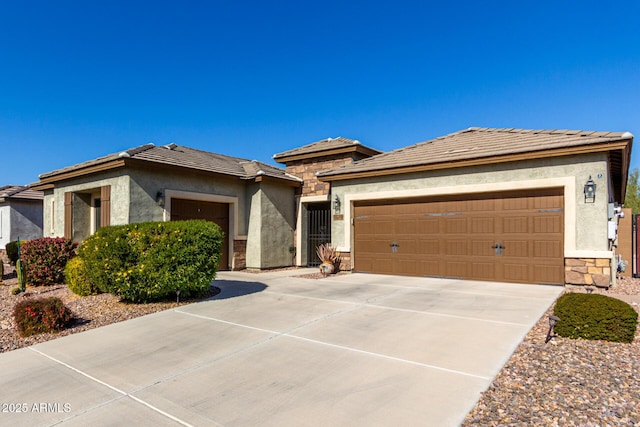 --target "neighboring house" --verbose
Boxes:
[31,127,634,287]
[0,185,44,250]
[31,143,301,270]
[316,127,633,287]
